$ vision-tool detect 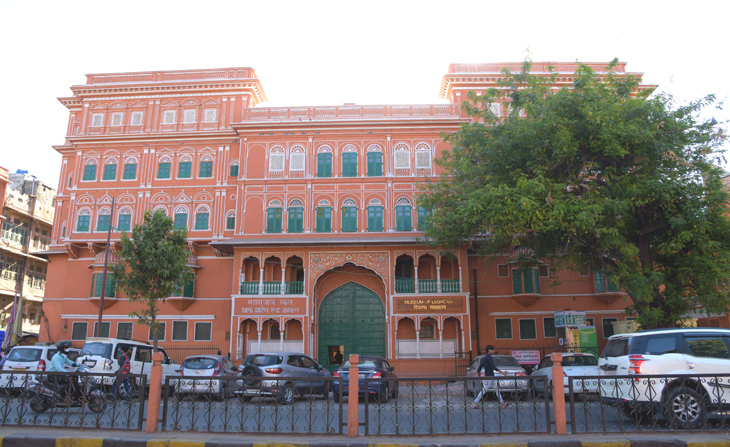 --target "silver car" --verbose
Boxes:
[237,351,331,405]
[177,355,238,400]
[465,355,529,398]
[1,345,81,390]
